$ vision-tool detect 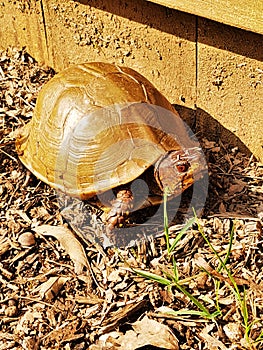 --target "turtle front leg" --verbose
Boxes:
[106,189,134,230]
